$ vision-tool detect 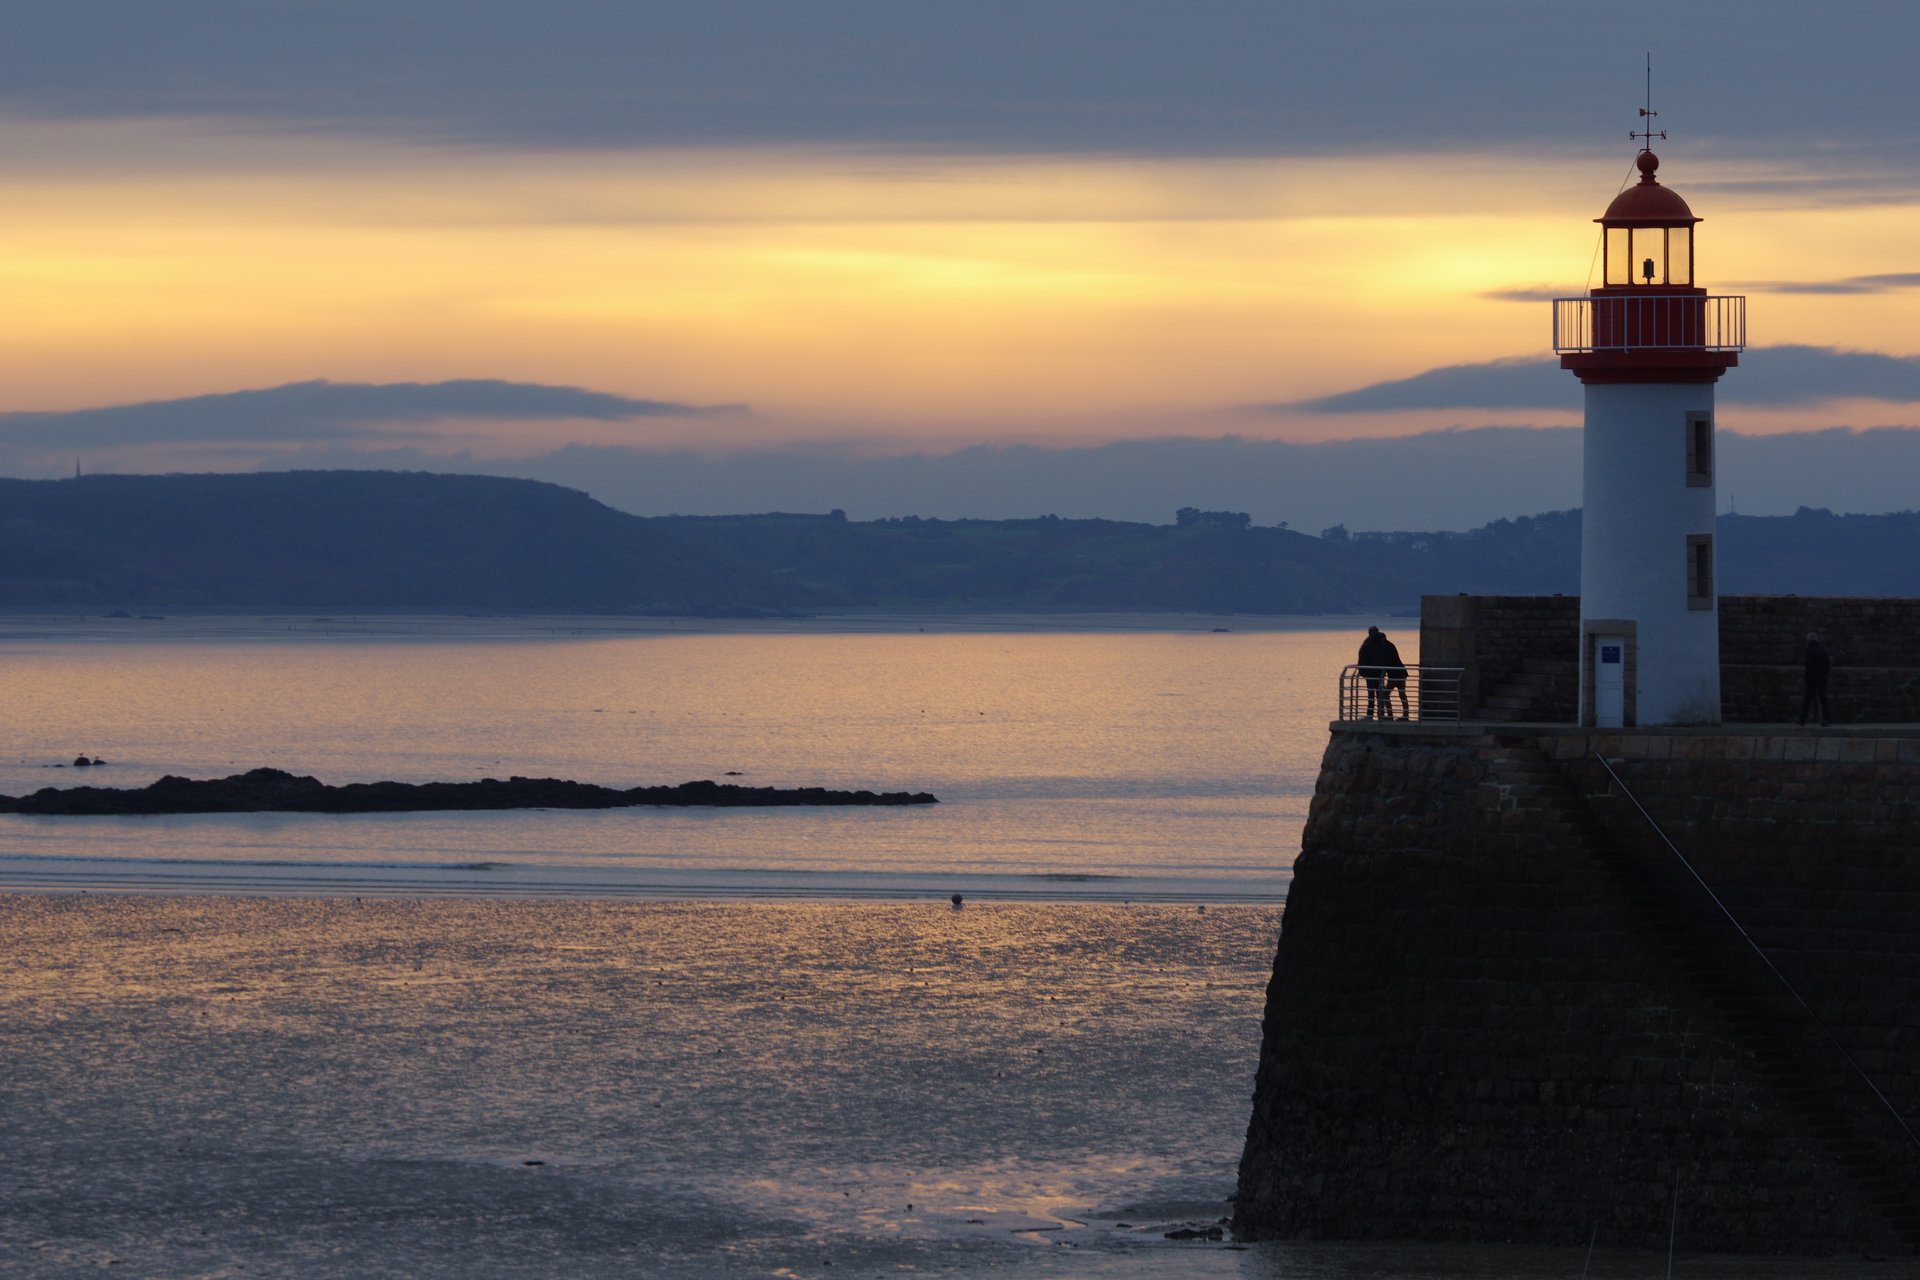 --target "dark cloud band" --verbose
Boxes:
[1279,345,1920,414]
[1734,273,1920,296]
[1,2,1917,167]
[0,379,728,447]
